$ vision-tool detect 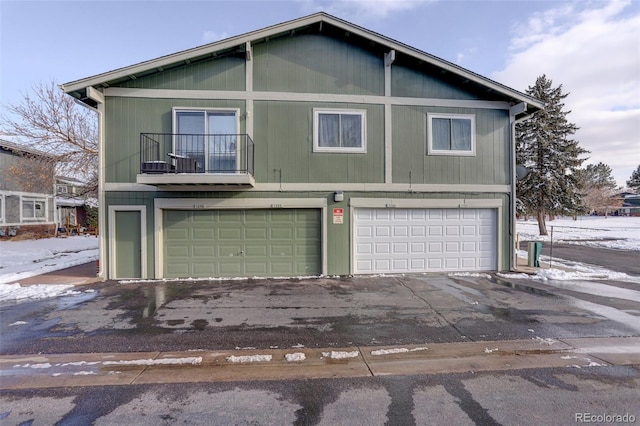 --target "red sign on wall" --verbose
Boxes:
[333,208,344,224]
